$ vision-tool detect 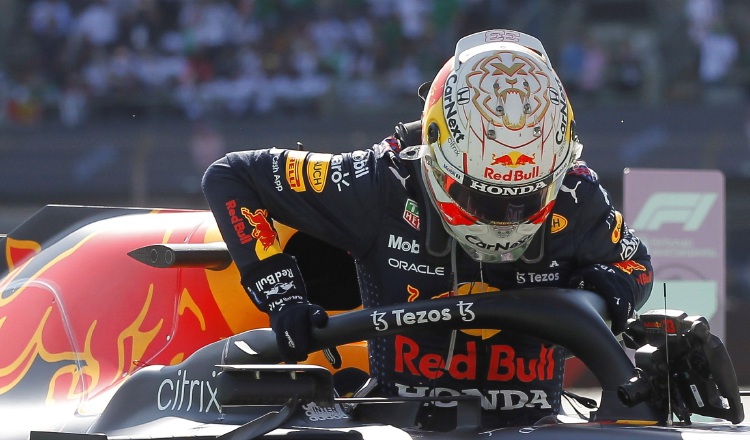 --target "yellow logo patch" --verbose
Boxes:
[612,211,623,243]
[286,150,306,192]
[306,153,331,193]
[550,214,568,233]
